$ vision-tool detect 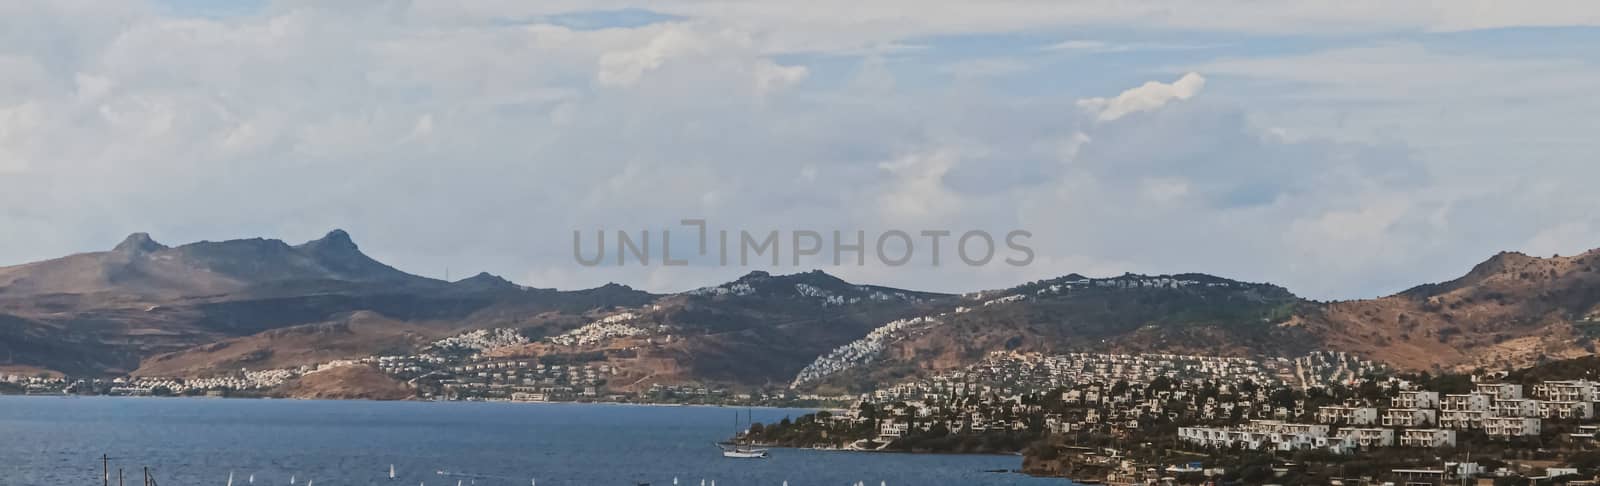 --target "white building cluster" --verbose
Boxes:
[791,315,944,388]
[430,328,529,352]
[872,351,1293,402]
[1321,382,1599,438]
[548,313,656,346]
